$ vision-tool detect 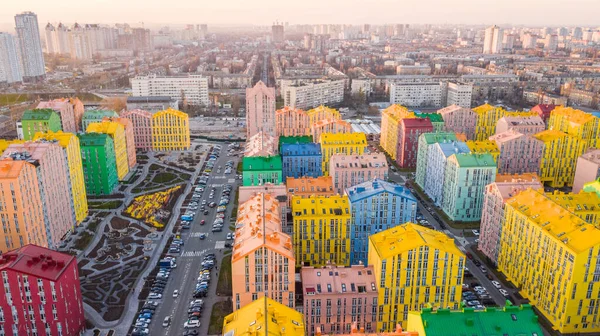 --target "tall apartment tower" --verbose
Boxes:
[0,32,23,83]
[14,11,46,81]
[44,23,56,54]
[483,25,504,54]
[246,81,276,139]
[272,22,284,43]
